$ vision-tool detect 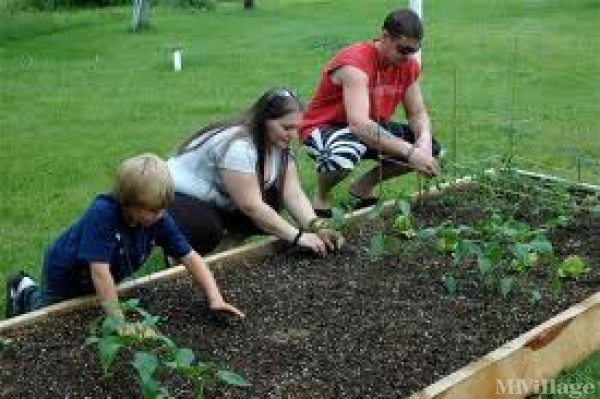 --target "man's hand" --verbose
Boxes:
[408,147,440,178]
